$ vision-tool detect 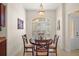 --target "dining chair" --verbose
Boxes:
[49,34,57,48]
[49,35,59,56]
[35,40,51,56]
[22,34,34,56]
